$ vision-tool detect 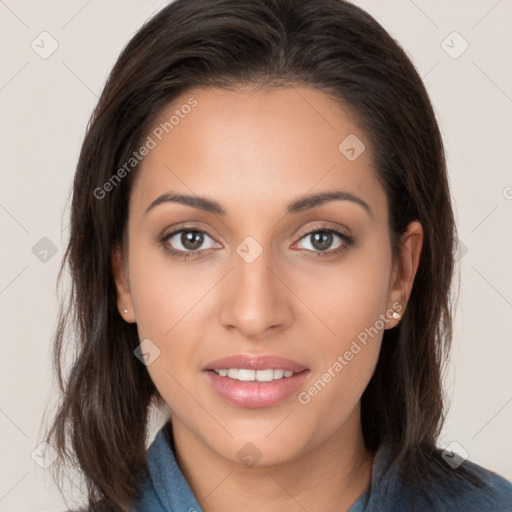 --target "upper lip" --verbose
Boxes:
[204,354,309,373]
